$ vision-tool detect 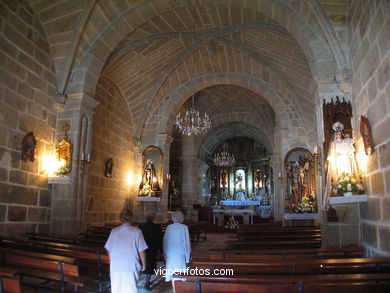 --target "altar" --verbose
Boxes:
[220,200,260,206]
[213,208,254,225]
